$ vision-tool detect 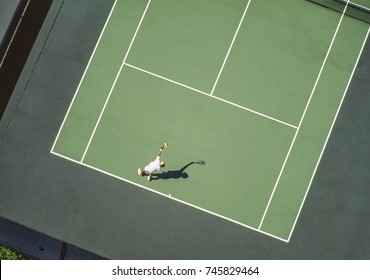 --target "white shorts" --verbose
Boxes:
[144,156,161,174]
